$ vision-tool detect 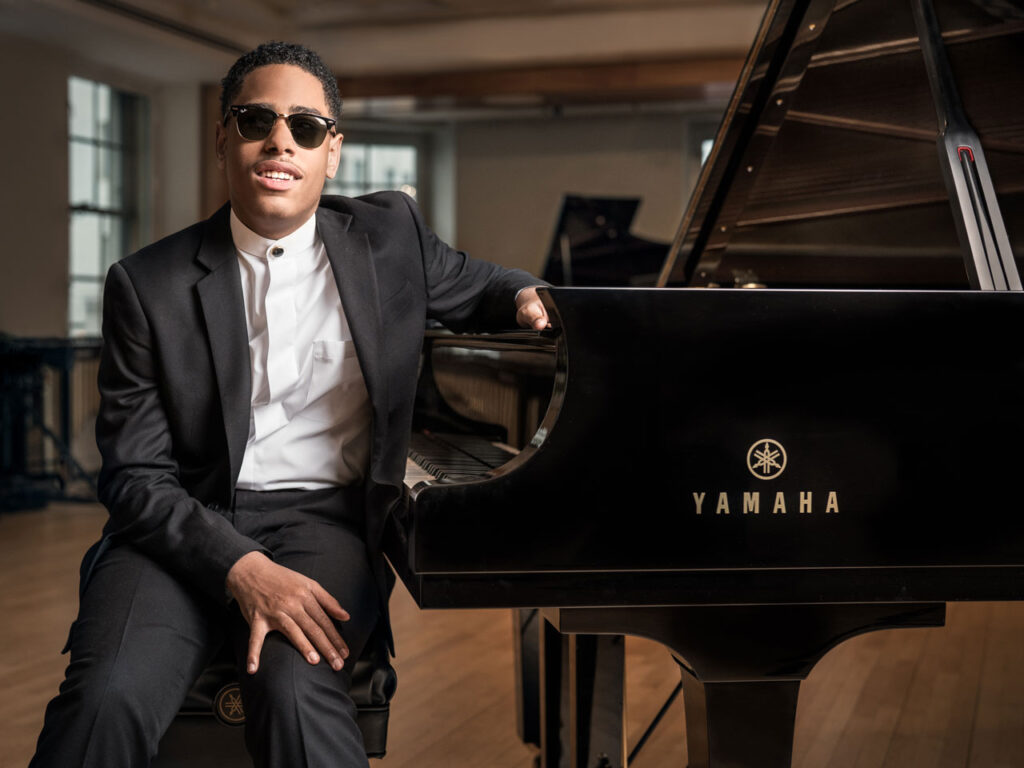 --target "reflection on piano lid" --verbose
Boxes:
[541,195,668,287]
[658,0,1024,290]
[407,431,519,486]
